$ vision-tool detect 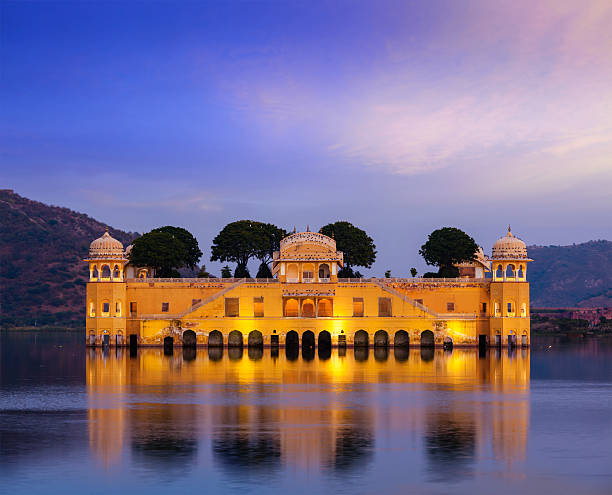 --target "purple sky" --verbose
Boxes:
[2,1,611,275]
